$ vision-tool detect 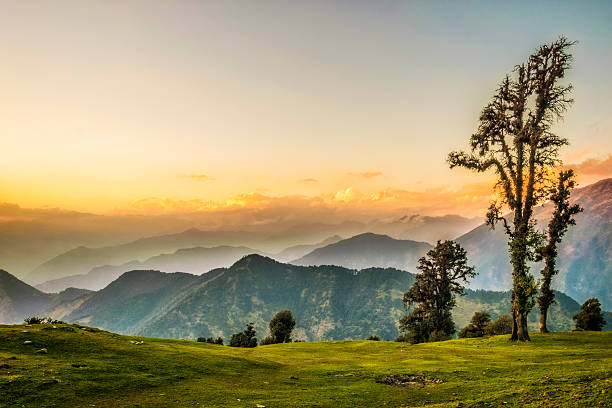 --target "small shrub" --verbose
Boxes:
[229,323,258,348]
[395,333,413,343]
[484,314,513,335]
[197,336,224,345]
[367,335,380,341]
[260,336,275,346]
[24,316,66,325]
[458,311,491,338]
